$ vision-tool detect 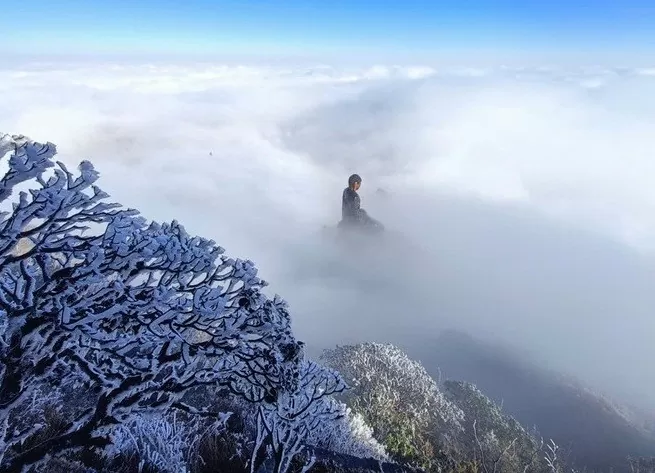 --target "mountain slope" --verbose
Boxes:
[405,330,655,472]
